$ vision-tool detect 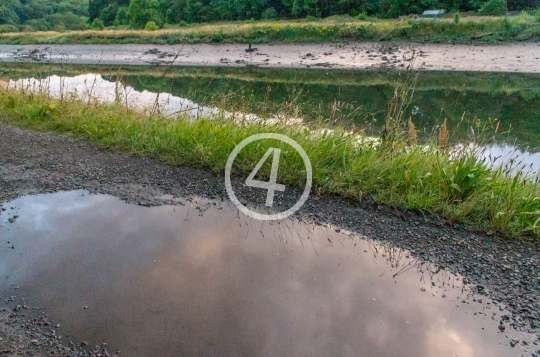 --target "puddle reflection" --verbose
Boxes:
[0,191,533,356]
